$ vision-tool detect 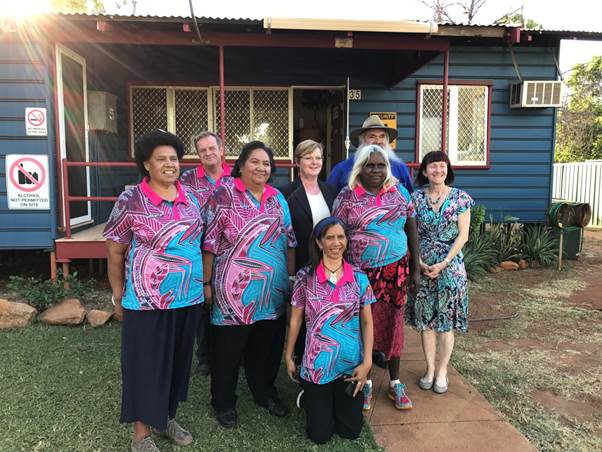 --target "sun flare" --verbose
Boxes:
[2,0,52,19]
